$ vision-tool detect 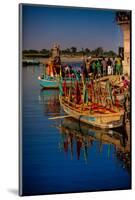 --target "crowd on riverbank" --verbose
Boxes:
[44,56,130,86]
[84,57,122,77]
[58,56,125,80]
